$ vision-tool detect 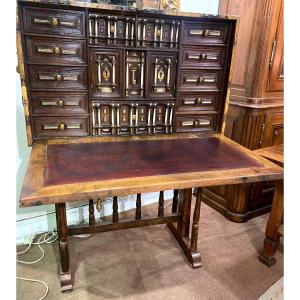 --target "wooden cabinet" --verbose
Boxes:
[202,0,284,222]
[17,0,236,142]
